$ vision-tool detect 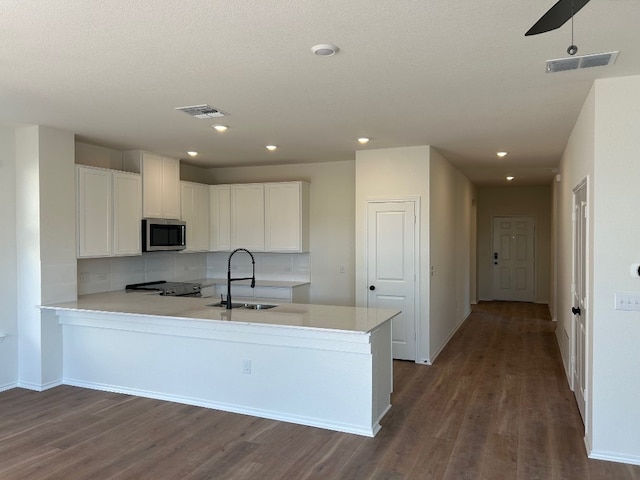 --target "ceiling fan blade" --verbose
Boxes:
[525,0,592,36]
